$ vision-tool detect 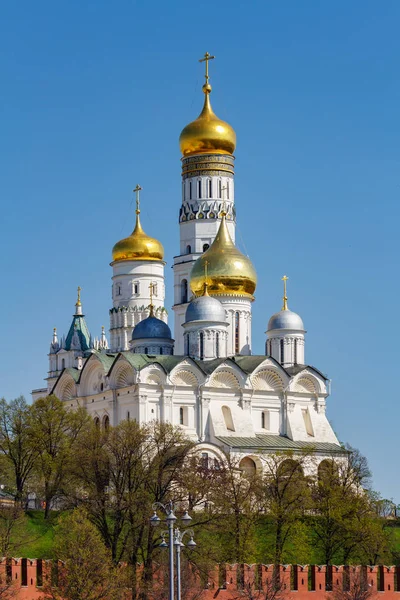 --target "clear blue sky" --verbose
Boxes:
[1,1,399,501]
